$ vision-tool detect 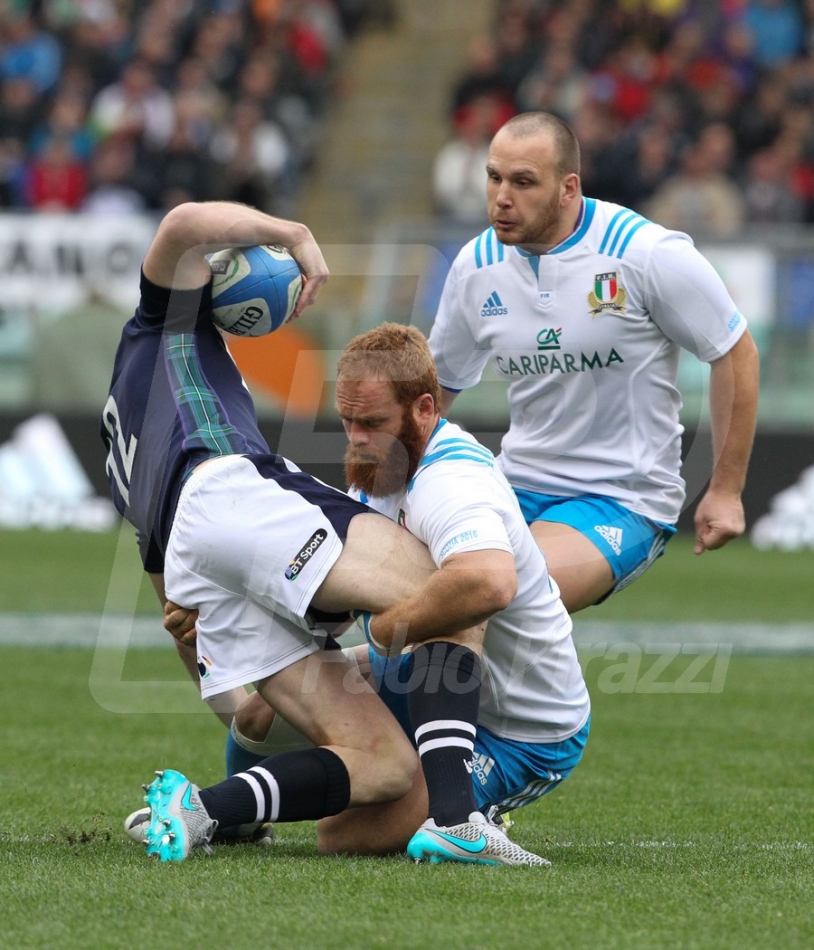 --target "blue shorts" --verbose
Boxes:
[368,649,590,815]
[513,489,676,592]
